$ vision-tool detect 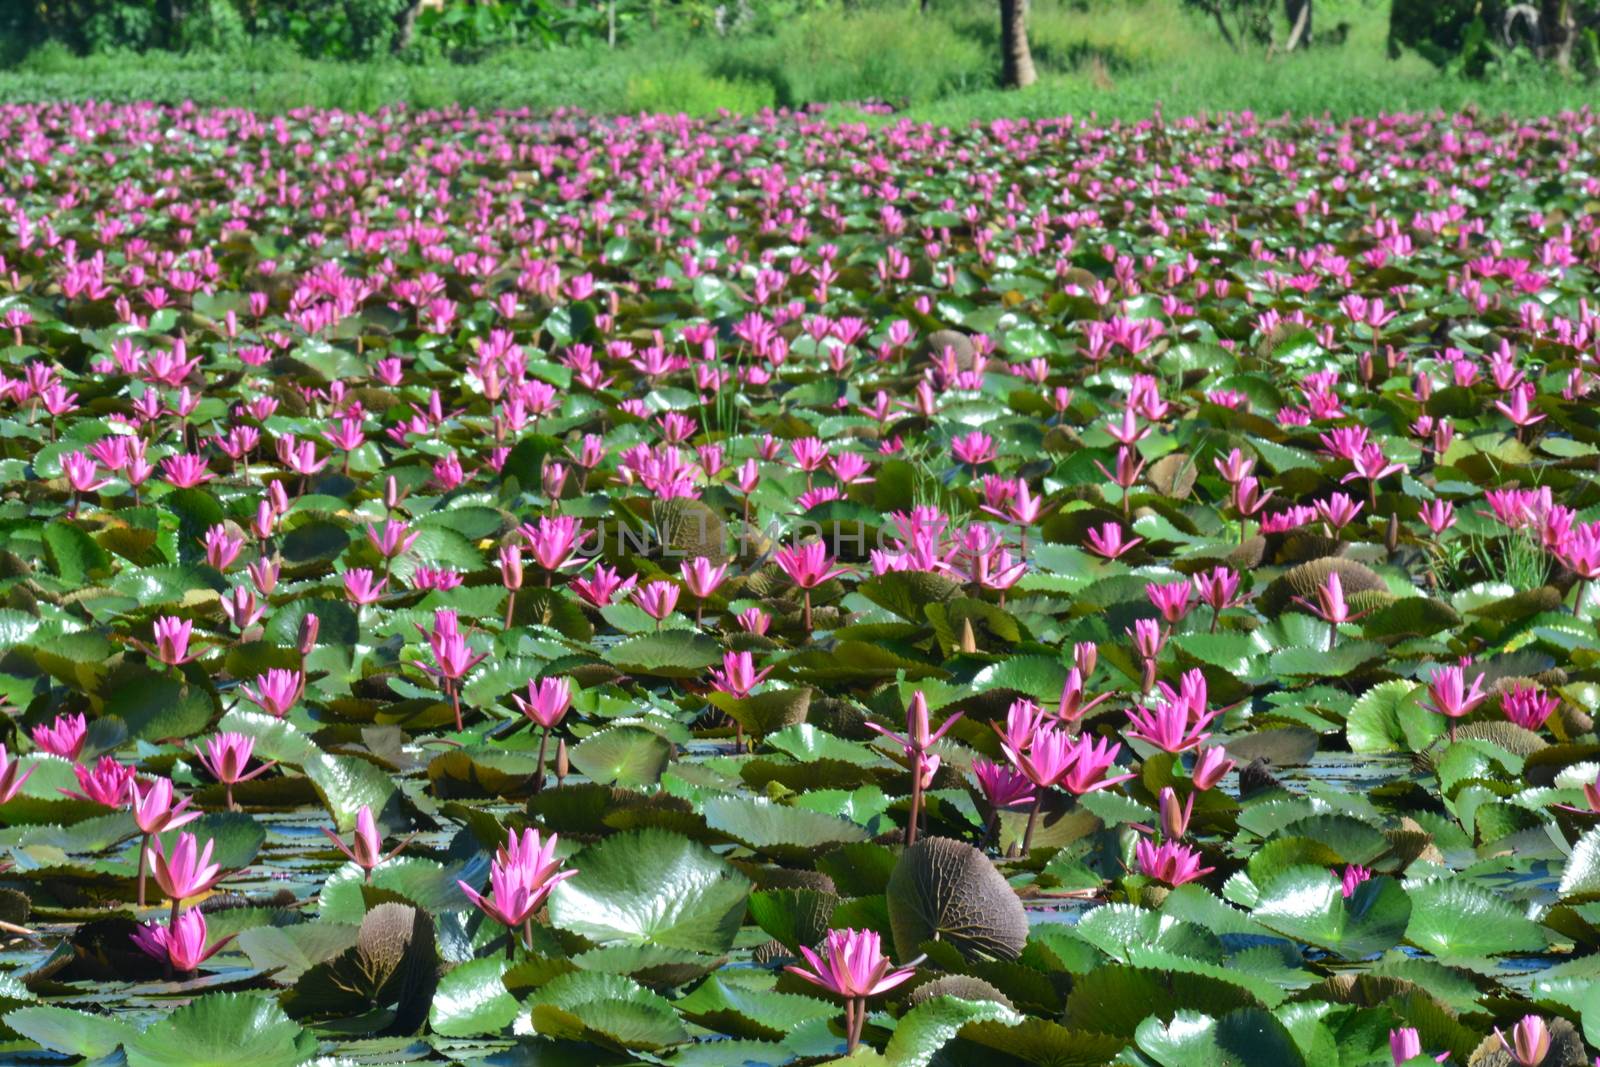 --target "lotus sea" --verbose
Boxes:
[4,99,1600,1065]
